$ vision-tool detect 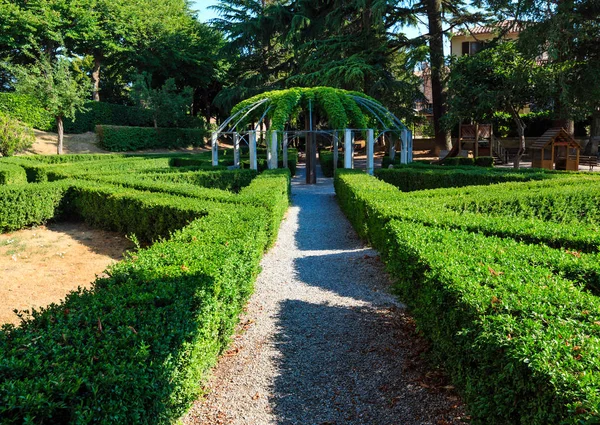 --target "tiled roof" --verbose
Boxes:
[454,20,523,37]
